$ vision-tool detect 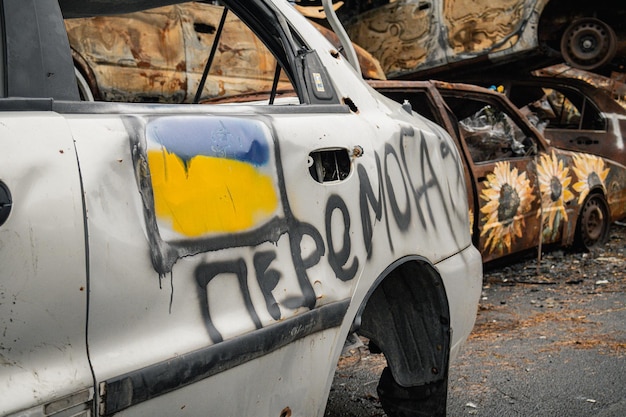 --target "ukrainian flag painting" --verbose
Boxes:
[146,116,279,238]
